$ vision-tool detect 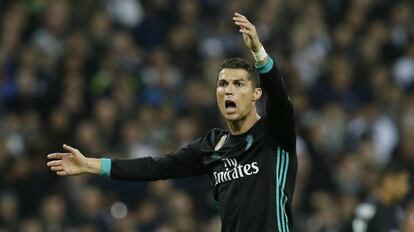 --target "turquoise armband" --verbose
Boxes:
[100,158,111,177]
[255,57,274,74]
